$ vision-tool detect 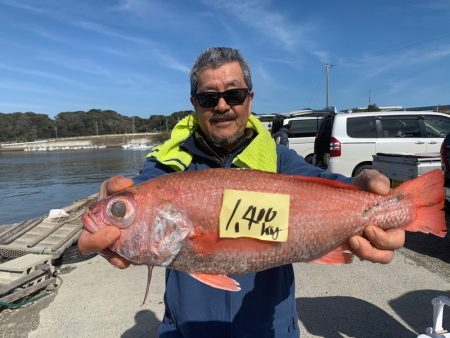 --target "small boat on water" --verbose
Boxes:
[121,142,152,150]
[24,145,107,152]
